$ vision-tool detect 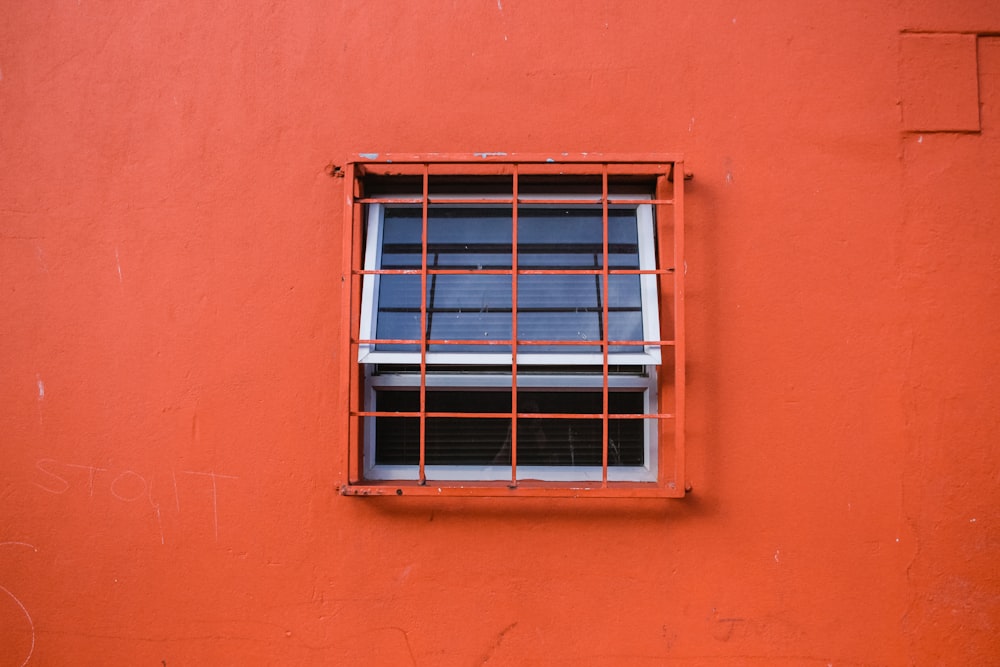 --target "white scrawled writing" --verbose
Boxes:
[33,459,238,544]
